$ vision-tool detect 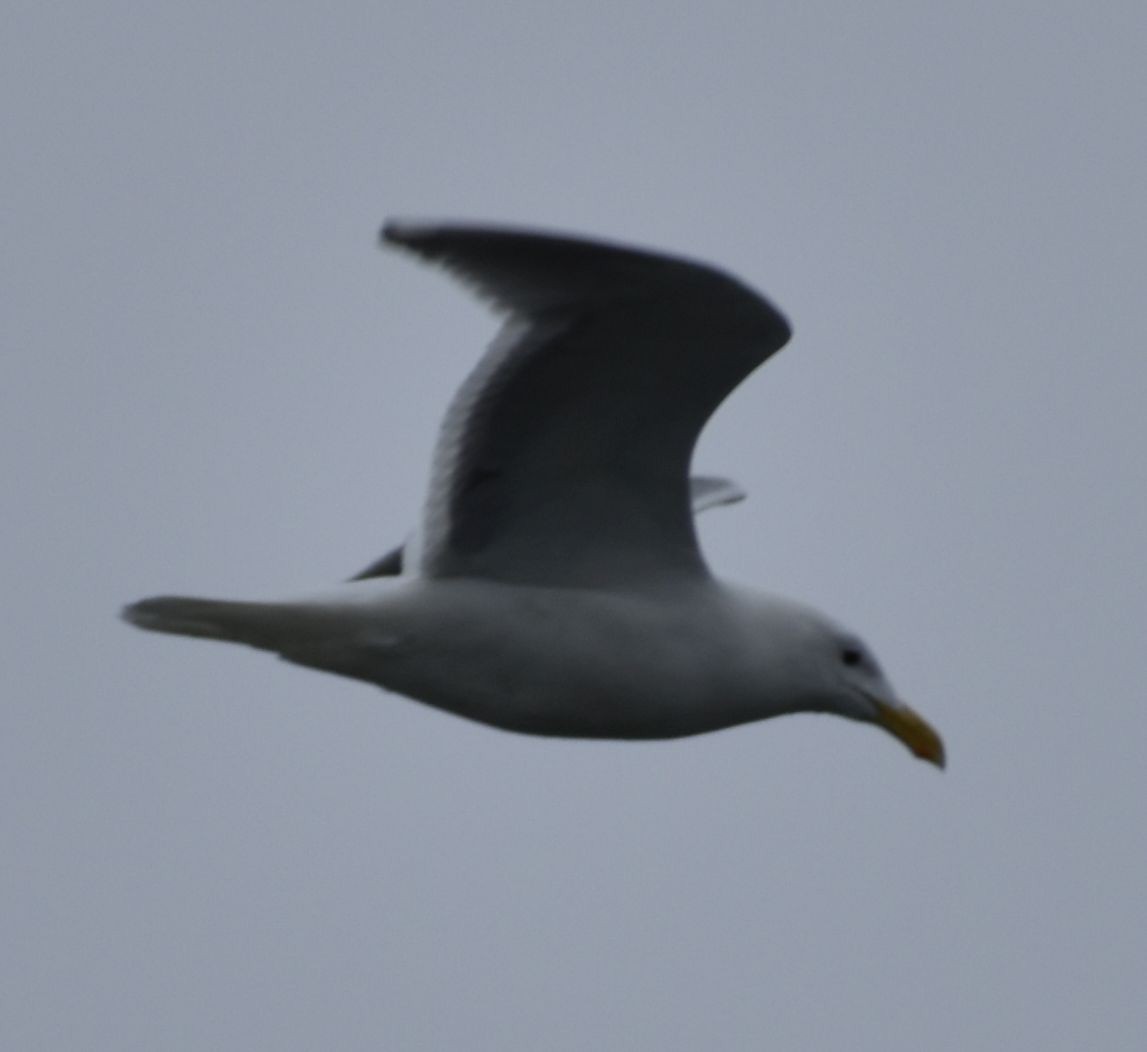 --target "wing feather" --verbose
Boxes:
[384,222,790,587]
